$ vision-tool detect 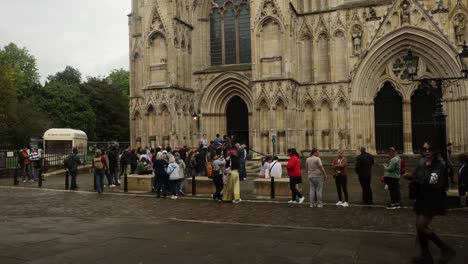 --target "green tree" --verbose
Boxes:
[0,43,40,99]
[46,66,82,85]
[108,68,129,98]
[82,77,129,141]
[35,80,96,140]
